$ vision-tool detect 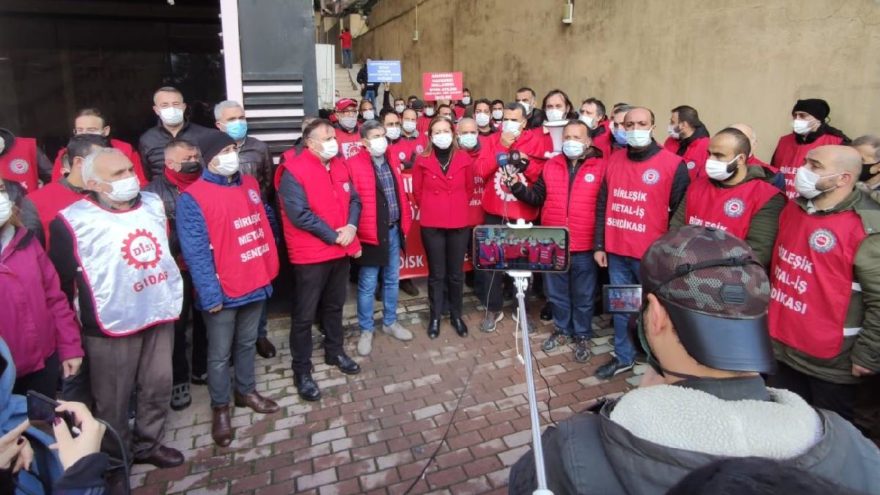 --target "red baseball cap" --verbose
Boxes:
[335,98,357,112]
